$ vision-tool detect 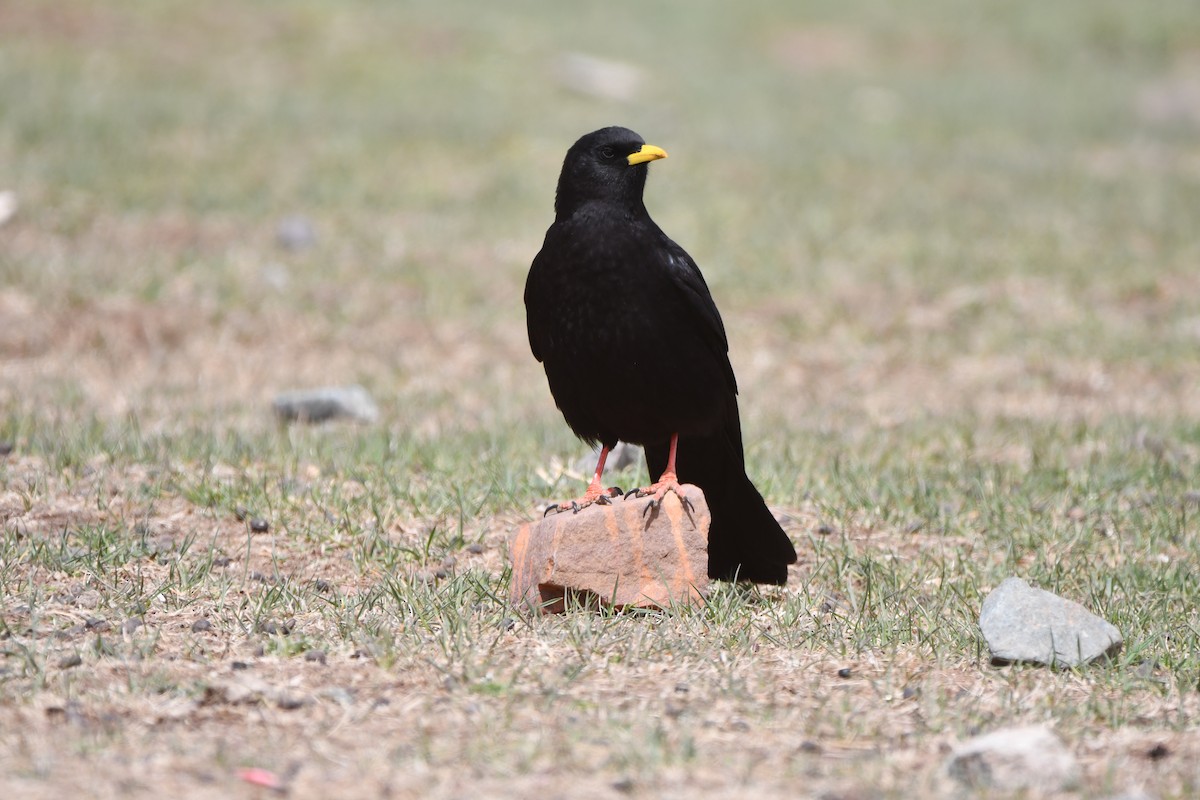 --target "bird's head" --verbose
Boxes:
[554,126,667,217]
